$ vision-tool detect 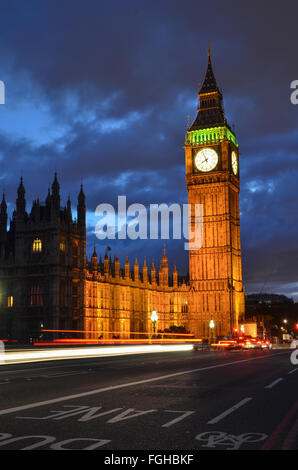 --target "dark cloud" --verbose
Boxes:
[1,0,298,295]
